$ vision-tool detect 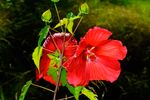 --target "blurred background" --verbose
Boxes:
[0,0,150,100]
